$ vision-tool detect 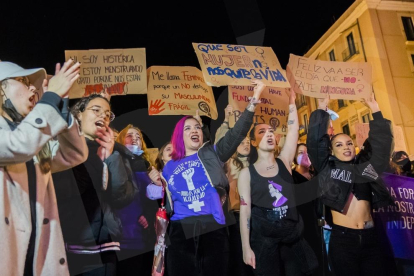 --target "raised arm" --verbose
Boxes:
[359,93,393,173]
[306,97,331,174]
[215,80,265,162]
[278,89,299,172]
[214,105,233,144]
[238,167,255,269]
